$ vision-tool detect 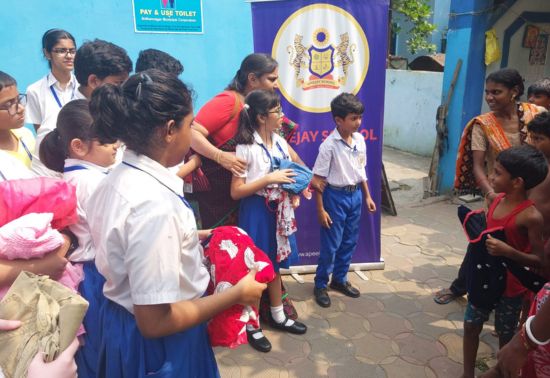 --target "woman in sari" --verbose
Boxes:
[435,68,545,305]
